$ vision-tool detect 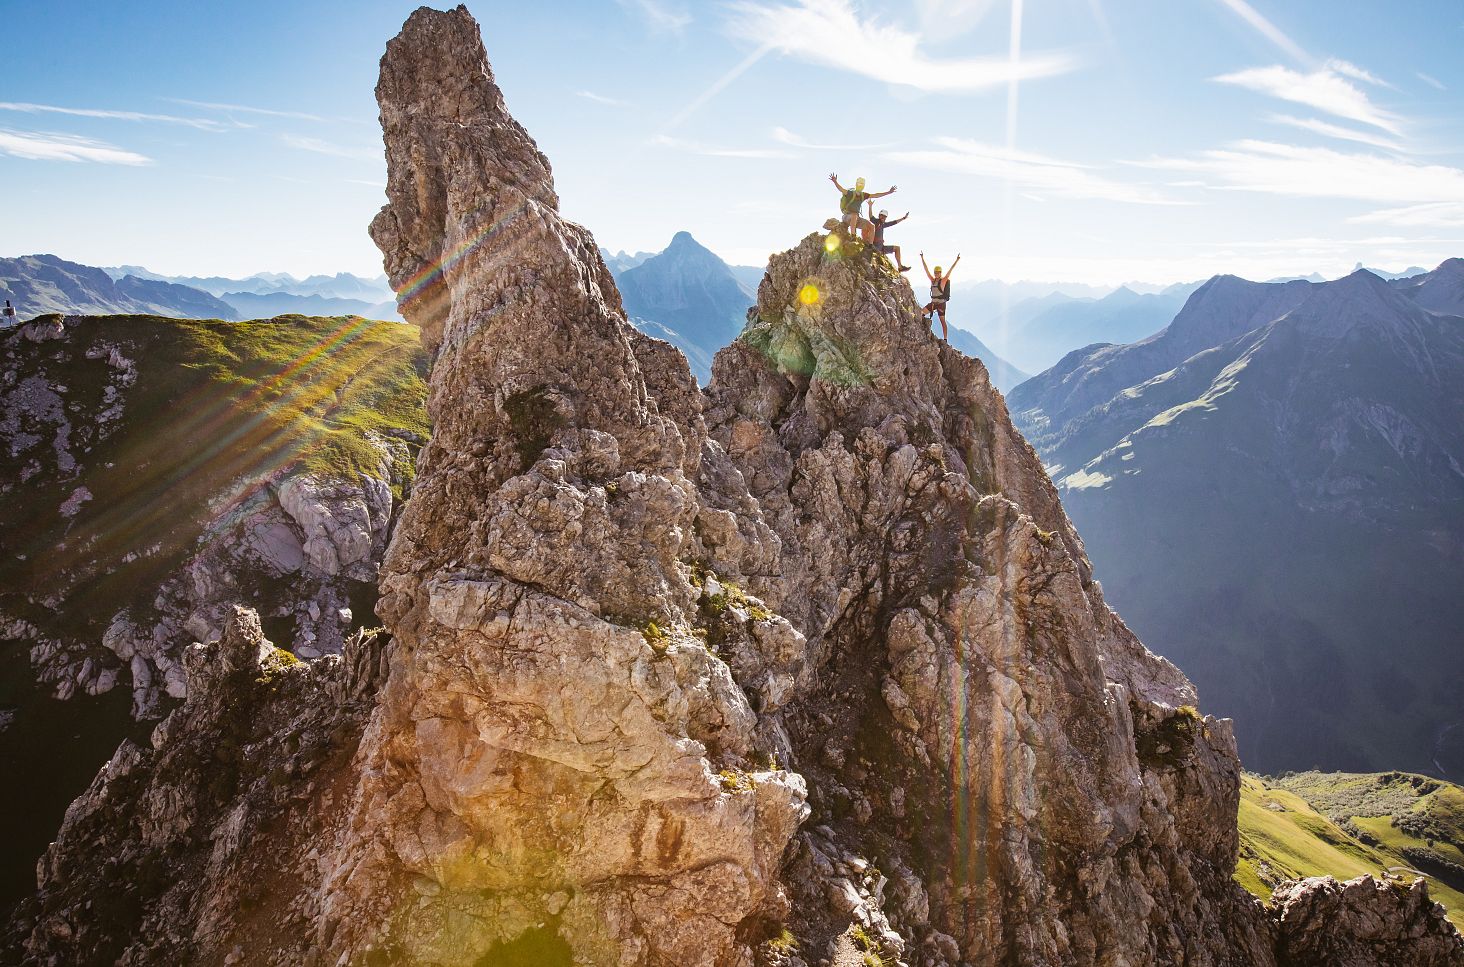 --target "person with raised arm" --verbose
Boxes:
[920,251,961,341]
[829,173,896,238]
[866,201,909,272]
